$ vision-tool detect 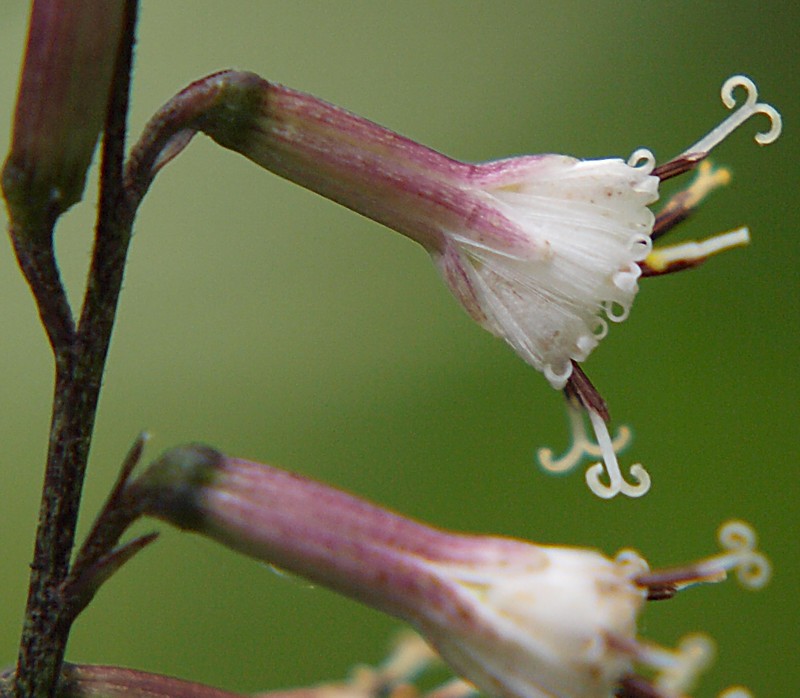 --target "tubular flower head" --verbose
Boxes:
[433,155,657,389]
[148,71,781,498]
[134,445,771,698]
